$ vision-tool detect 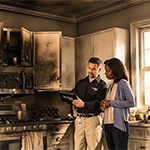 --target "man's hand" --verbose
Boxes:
[72,96,84,108]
